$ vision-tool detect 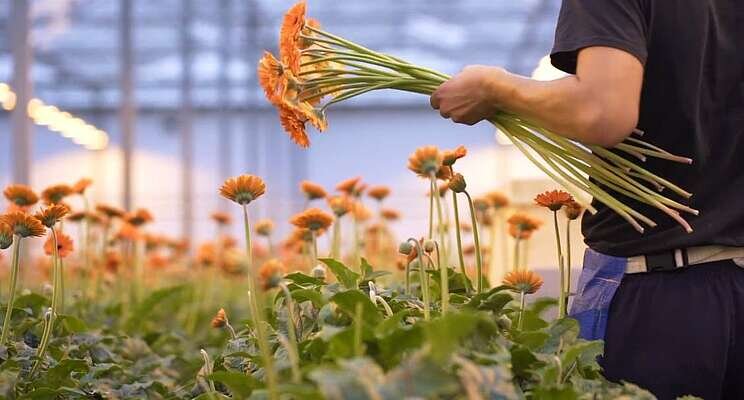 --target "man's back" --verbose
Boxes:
[552,0,744,256]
